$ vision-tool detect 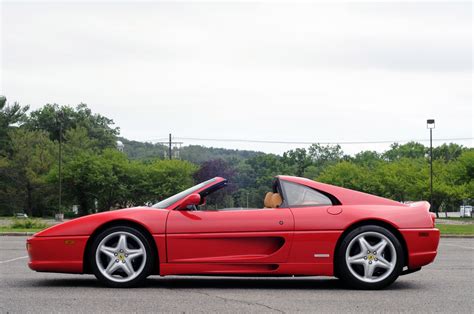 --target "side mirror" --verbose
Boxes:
[177,193,201,210]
